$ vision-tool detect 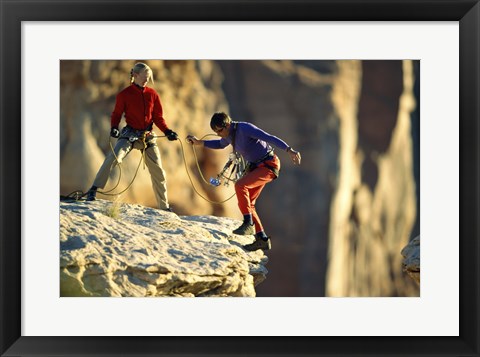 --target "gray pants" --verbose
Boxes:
[92,130,169,210]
